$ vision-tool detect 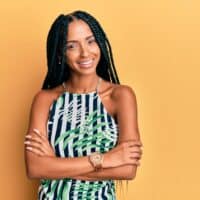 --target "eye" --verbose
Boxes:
[65,43,78,50]
[88,38,96,44]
